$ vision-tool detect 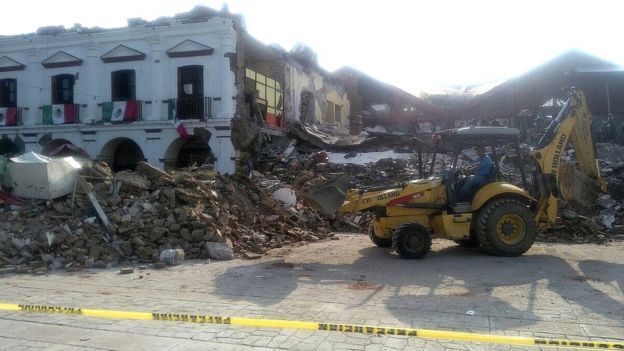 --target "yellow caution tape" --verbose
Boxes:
[1,302,622,350]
